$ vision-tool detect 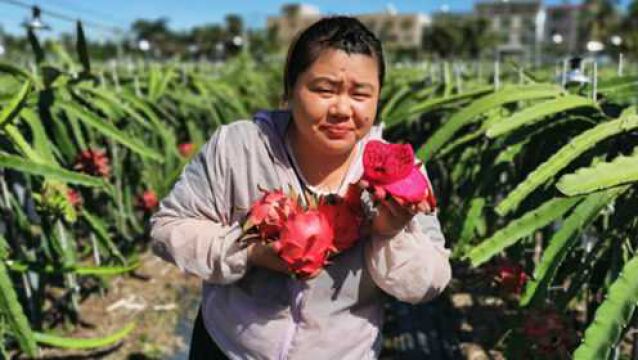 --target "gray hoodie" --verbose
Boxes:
[150,110,451,359]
